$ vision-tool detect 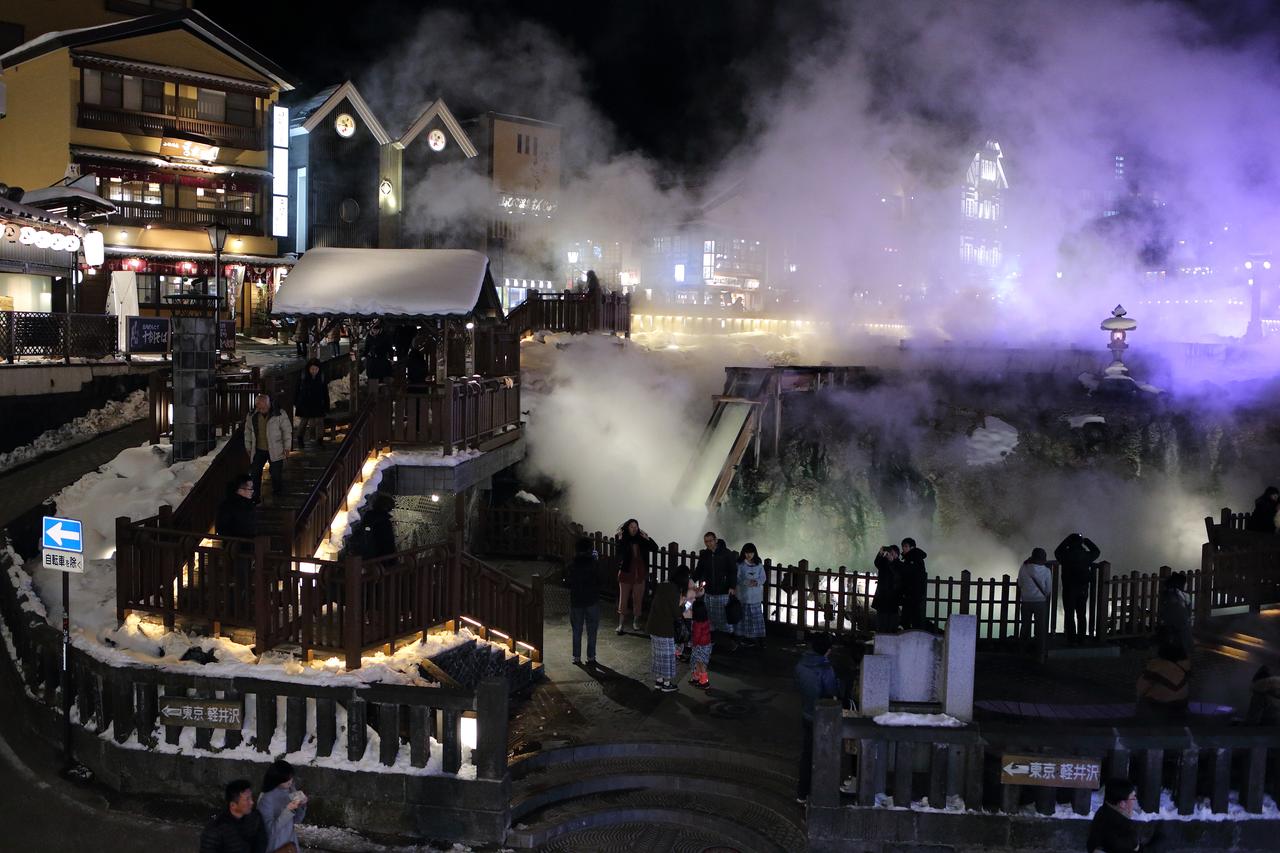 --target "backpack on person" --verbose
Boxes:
[348,522,377,559]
